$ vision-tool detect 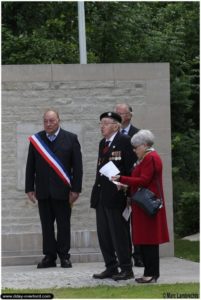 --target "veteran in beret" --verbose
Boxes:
[90,112,134,281]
